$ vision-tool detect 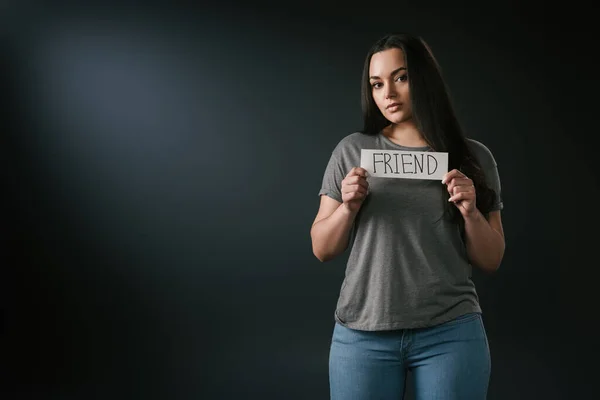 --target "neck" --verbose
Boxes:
[383,120,428,147]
